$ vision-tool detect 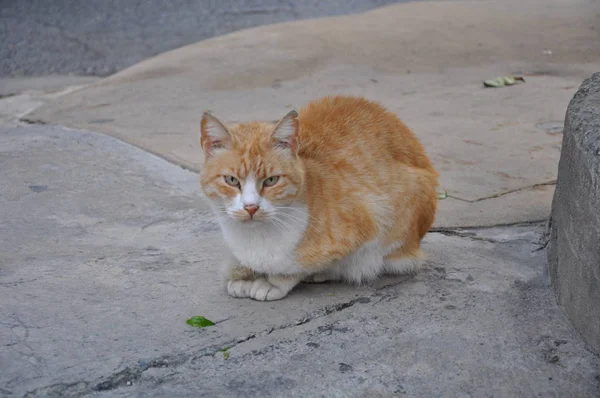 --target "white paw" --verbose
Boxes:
[227,278,287,301]
[249,278,287,301]
[227,280,253,298]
